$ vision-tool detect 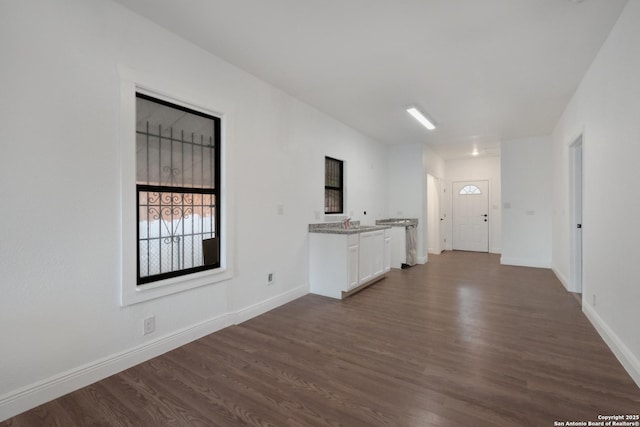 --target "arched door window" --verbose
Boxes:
[459,185,482,195]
